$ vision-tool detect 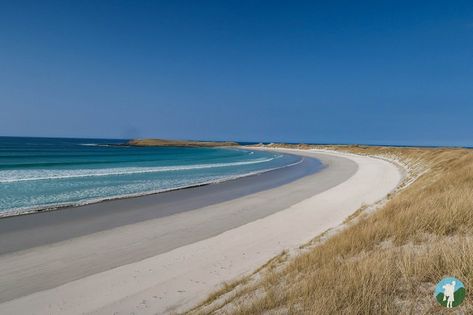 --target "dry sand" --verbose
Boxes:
[0,149,403,314]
